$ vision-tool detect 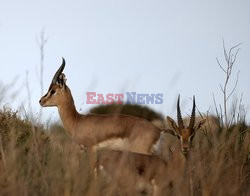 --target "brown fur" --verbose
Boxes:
[95,149,183,196]
[40,83,163,155]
